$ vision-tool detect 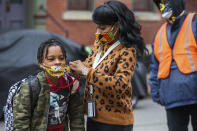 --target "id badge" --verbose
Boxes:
[87,99,96,118]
